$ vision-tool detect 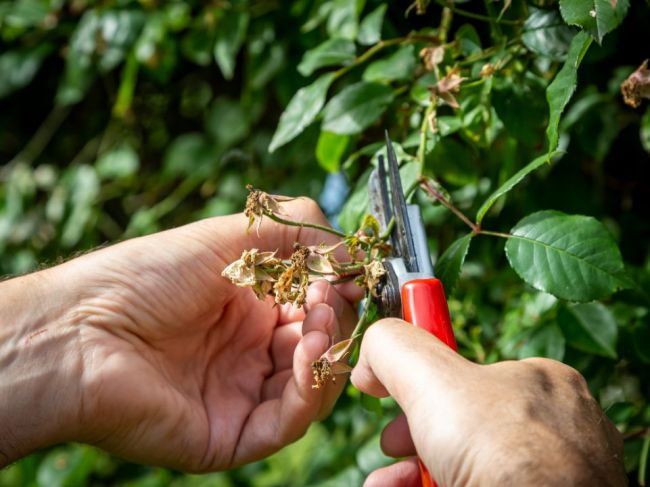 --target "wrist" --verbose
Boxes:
[0,268,83,466]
